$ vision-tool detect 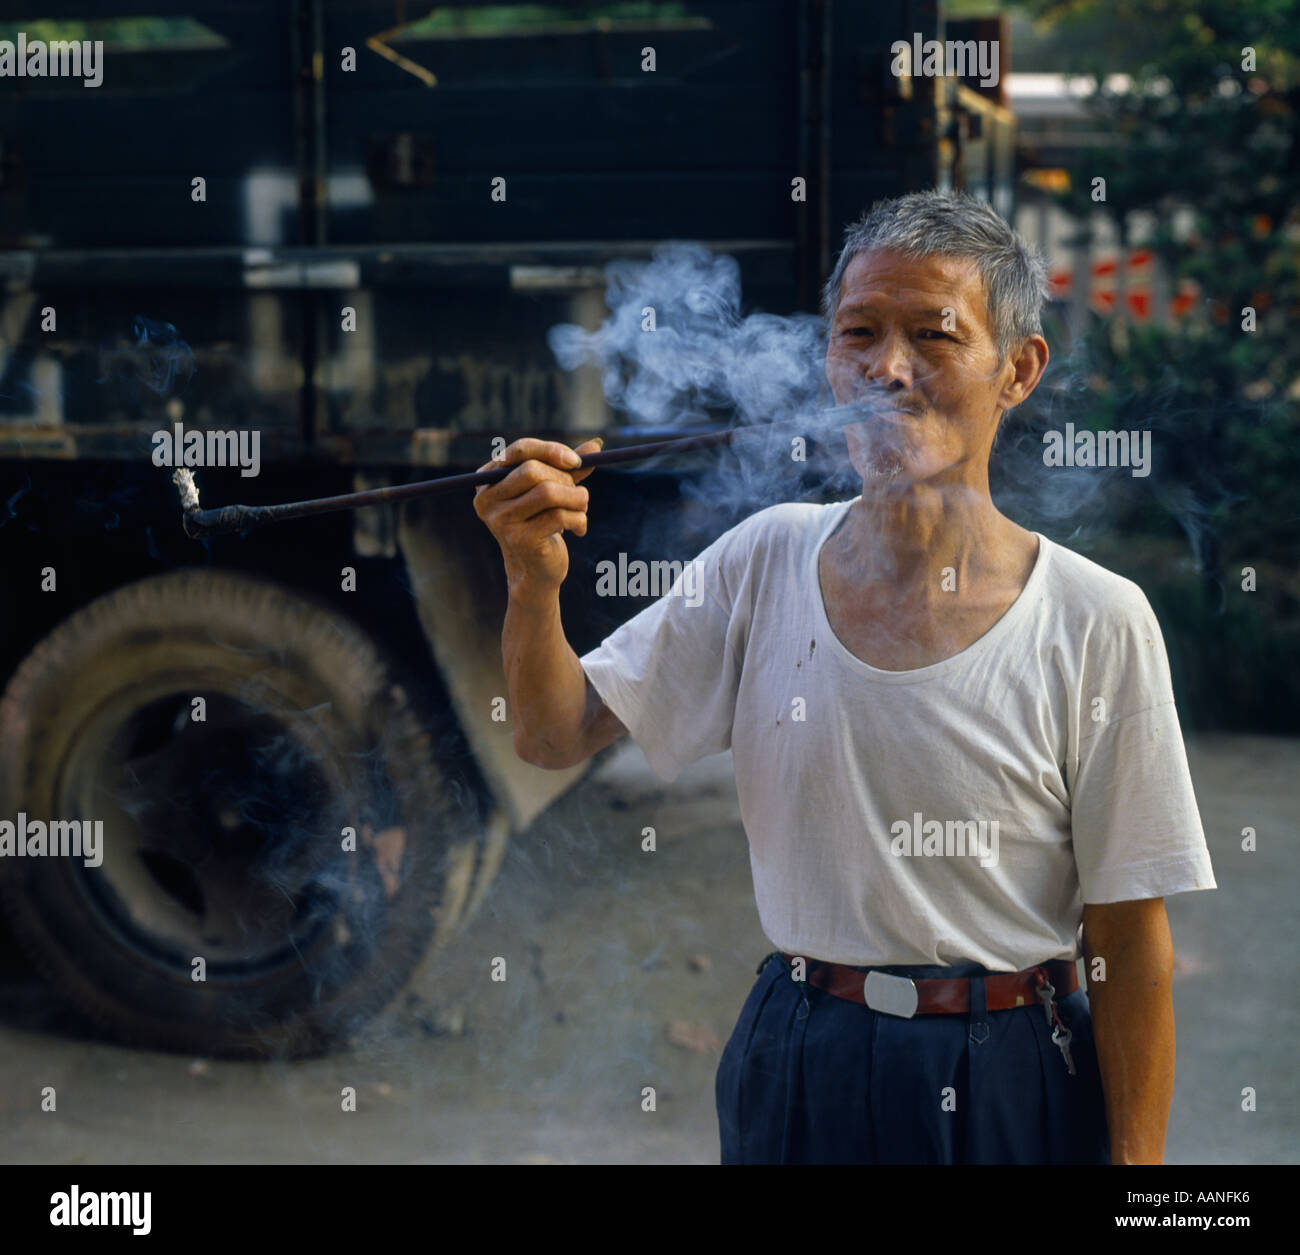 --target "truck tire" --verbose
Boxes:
[0,569,478,1058]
